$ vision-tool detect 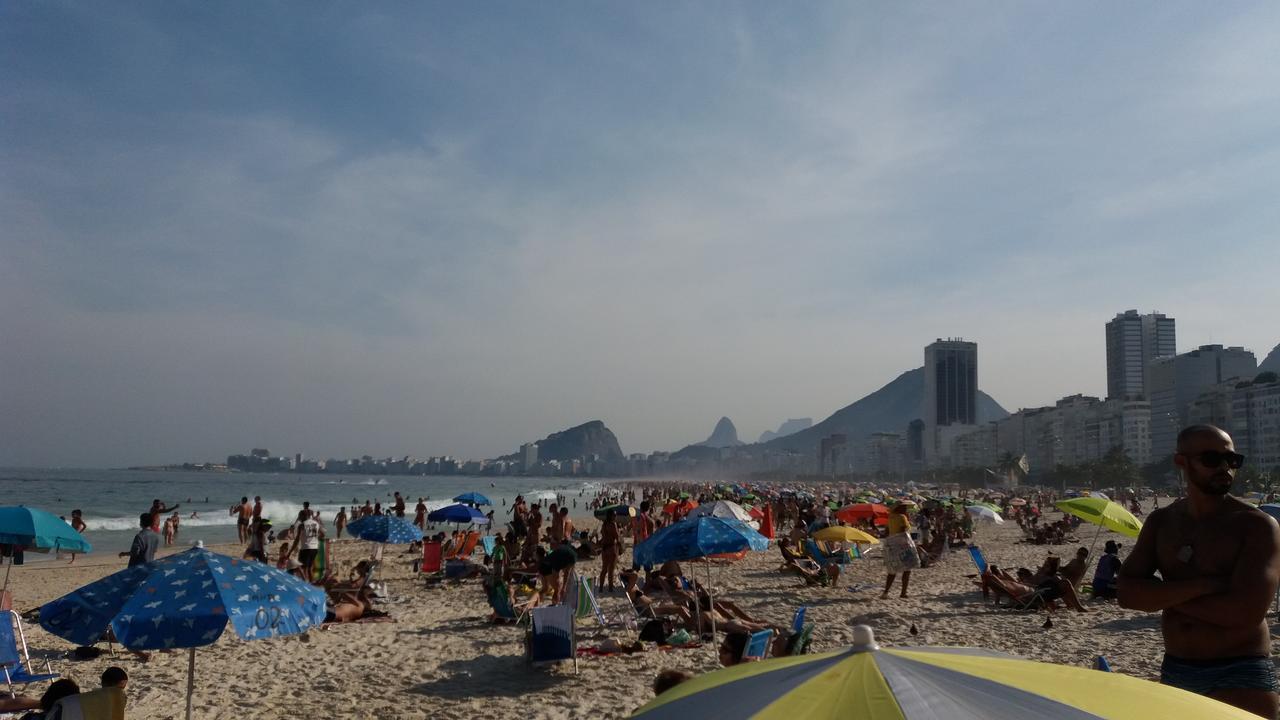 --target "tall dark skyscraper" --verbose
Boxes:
[924,339,978,427]
[1105,310,1175,400]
